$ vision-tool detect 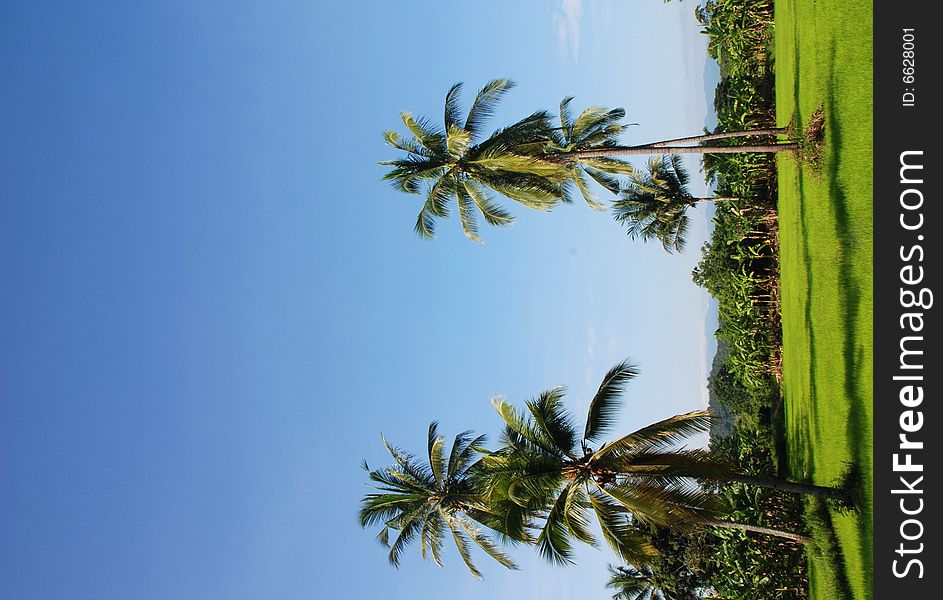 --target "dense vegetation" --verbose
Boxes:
[620,1,815,598]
